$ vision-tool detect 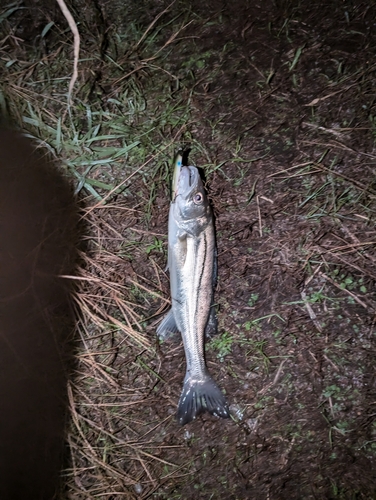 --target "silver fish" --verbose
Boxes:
[157,161,229,425]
